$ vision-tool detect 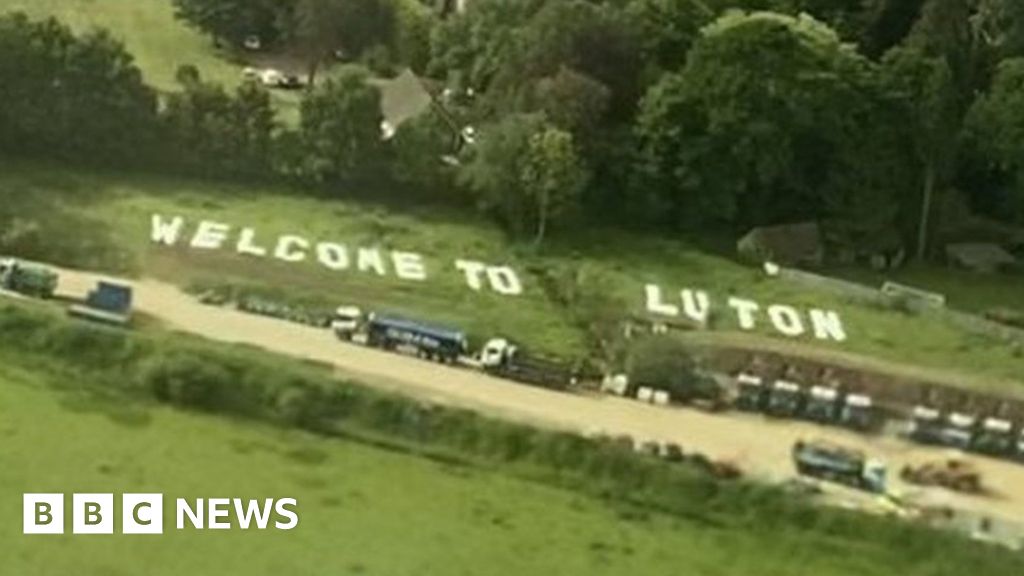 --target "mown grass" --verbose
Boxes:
[3,161,1023,390]
[0,0,304,119]
[1,300,1021,576]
